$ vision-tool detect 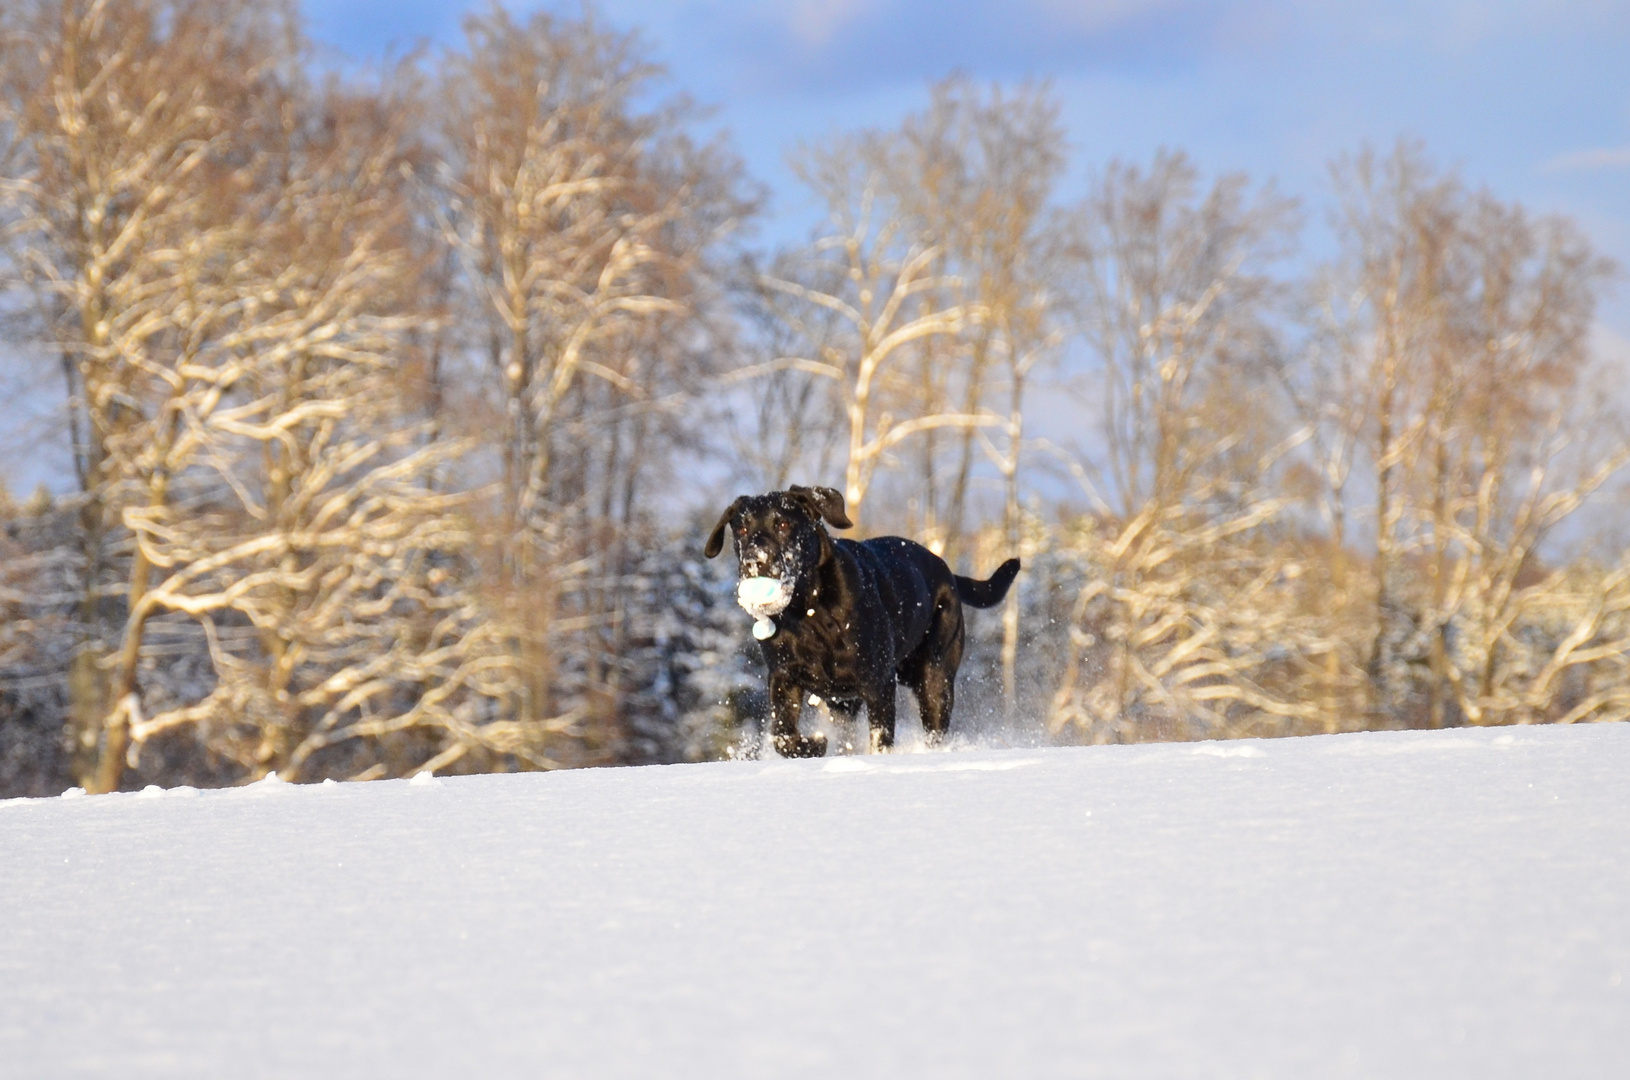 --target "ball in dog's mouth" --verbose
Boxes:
[738,575,791,639]
[738,575,789,614]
